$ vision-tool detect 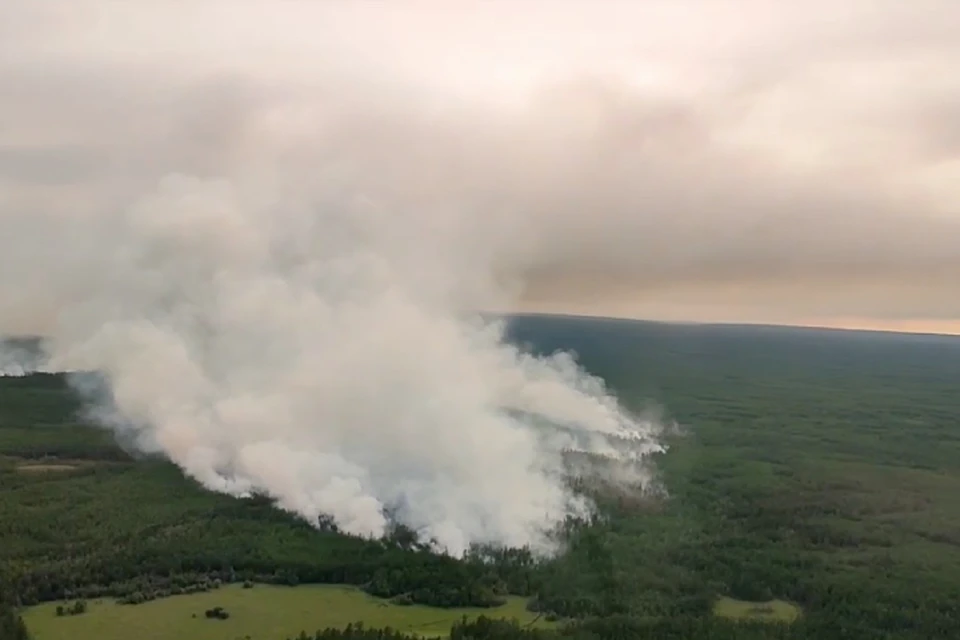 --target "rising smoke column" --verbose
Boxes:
[32,173,664,557]
[0,338,50,377]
